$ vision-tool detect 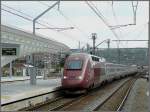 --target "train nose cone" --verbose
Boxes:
[62,75,84,88]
